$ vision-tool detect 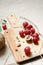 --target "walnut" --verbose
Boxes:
[25,35,33,43]
[0,33,5,50]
